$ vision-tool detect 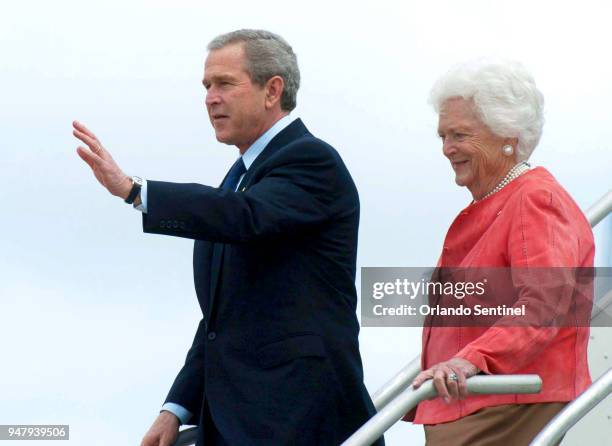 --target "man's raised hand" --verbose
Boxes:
[73,120,132,199]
